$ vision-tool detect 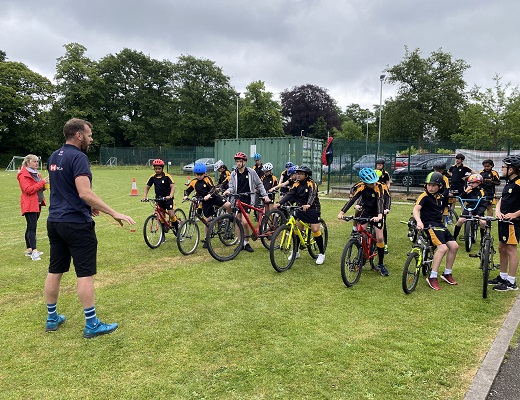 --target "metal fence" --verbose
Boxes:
[99,146,214,167]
